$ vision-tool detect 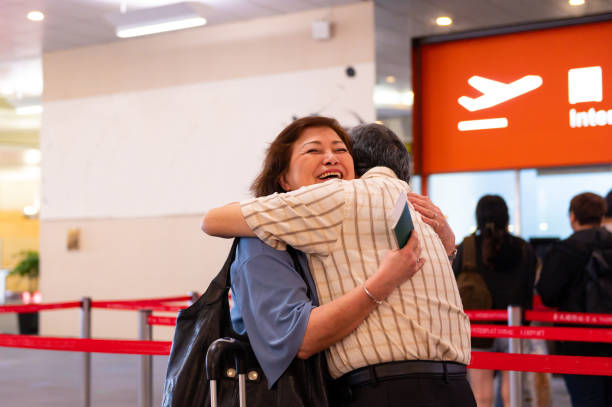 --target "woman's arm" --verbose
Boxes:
[201,203,254,238]
[297,231,424,359]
